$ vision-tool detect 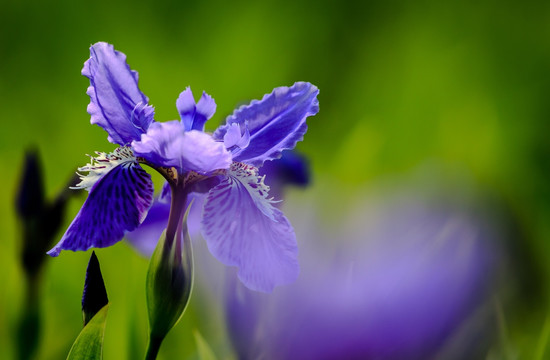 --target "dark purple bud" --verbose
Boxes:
[263,150,310,186]
[259,150,310,200]
[19,172,79,277]
[42,174,80,241]
[82,251,108,326]
[16,148,44,219]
